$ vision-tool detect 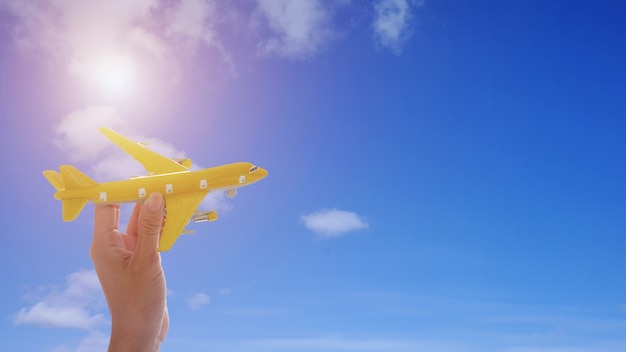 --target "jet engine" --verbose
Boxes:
[192,210,218,223]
